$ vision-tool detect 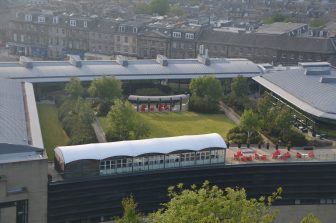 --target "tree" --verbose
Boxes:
[135,2,151,14]
[231,75,250,98]
[88,76,122,115]
[189,76,222,113]
[309,19,325,28]
[168,5,184,17]
[274,106,292,140]
[300,213,321,223]
[240,109,260,144]
[64,78,84,98]
[88,76,122,101]
[116,195,143,223]
[107,99,150,141]
[149,181,282,223]
[150,0,170,15]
